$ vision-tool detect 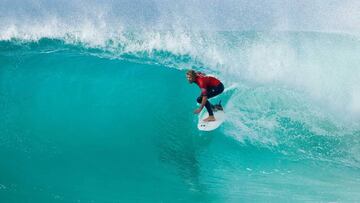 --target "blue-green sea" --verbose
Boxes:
[1,1,360,202]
